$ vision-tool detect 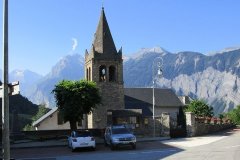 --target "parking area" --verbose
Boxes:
[10,141,176,159]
